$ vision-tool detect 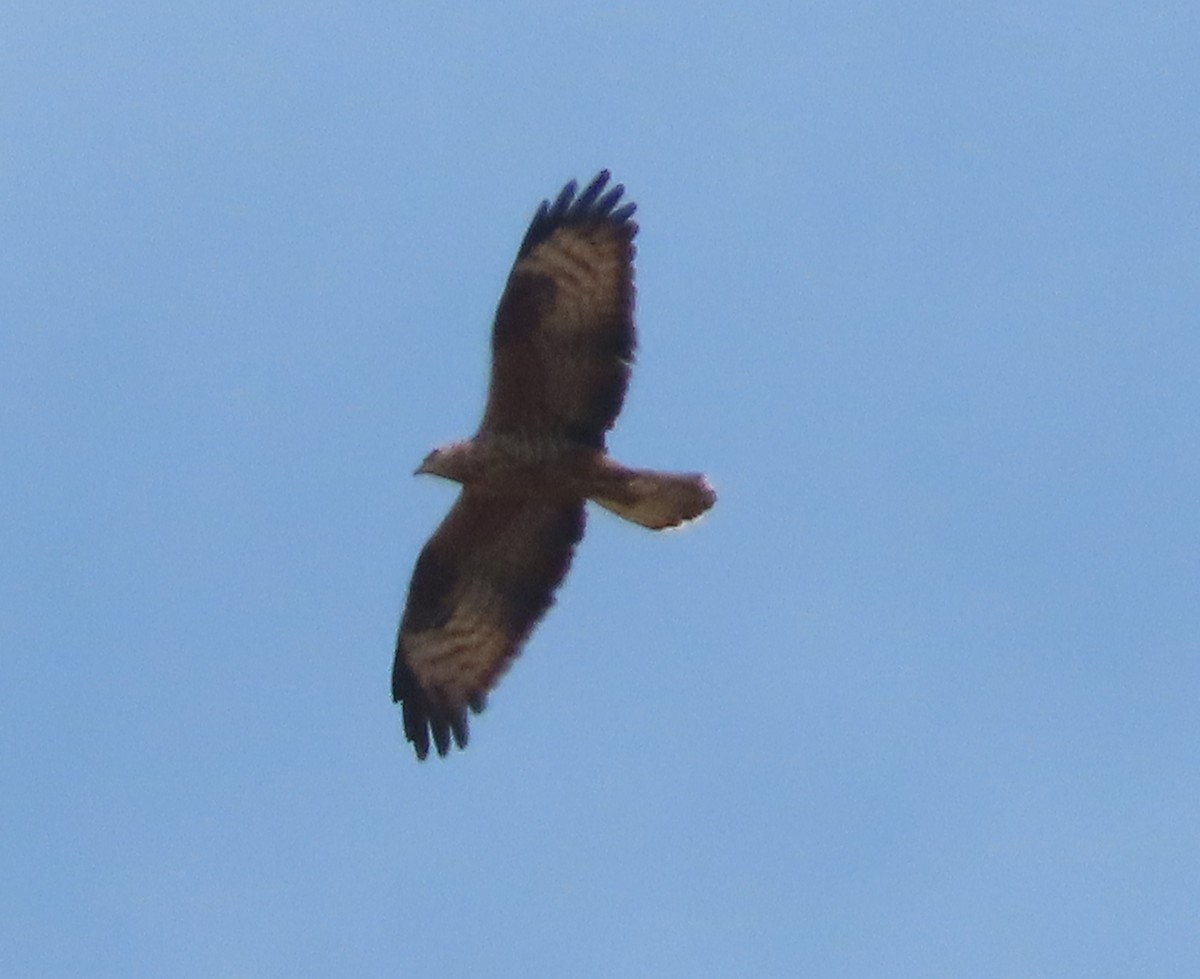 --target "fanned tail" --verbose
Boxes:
[591,467,716,530]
